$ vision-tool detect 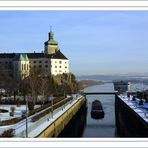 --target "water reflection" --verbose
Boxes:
[59,82,148,137]
[82,83,116,137]
[59,83,117,137]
